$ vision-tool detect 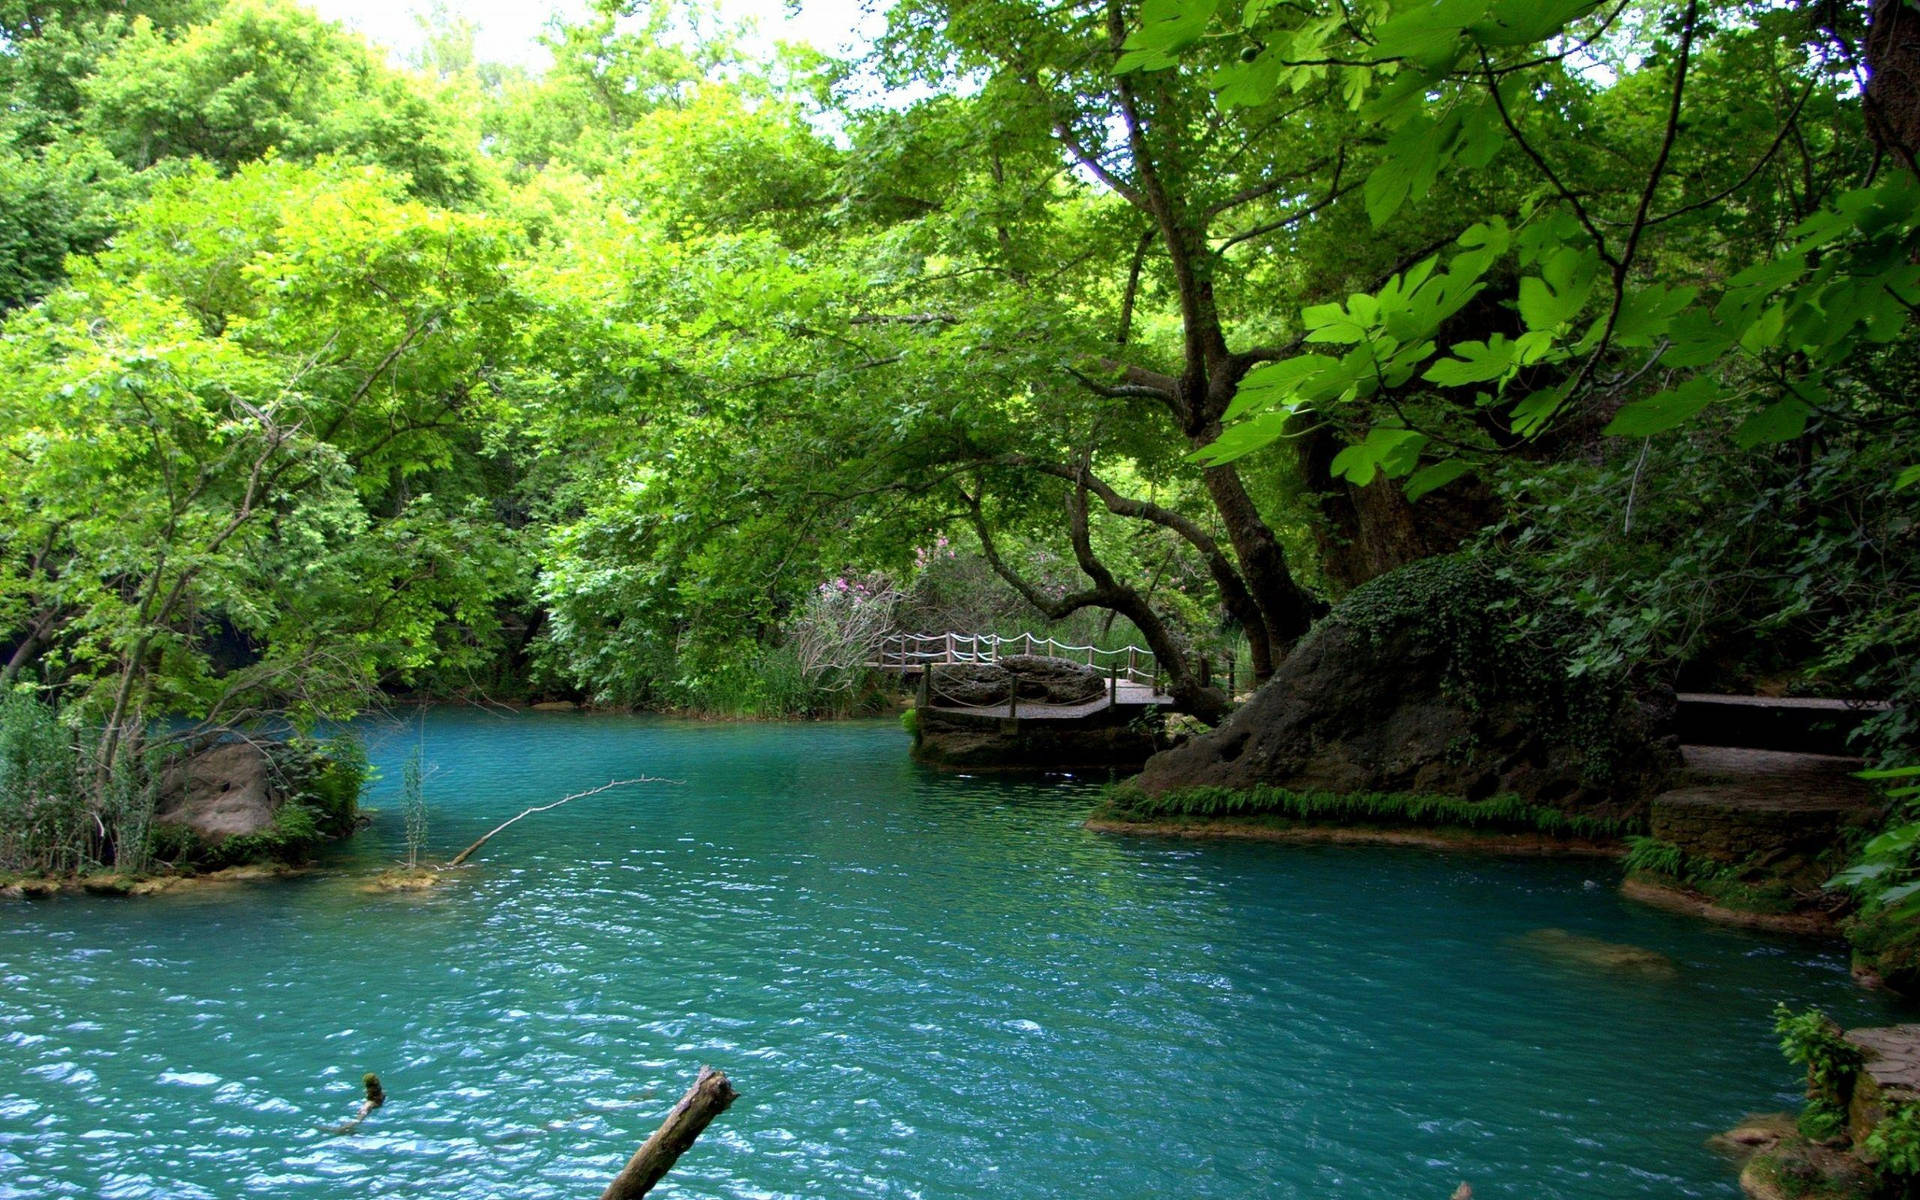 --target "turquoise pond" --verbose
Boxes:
[0,711,1910,1198]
